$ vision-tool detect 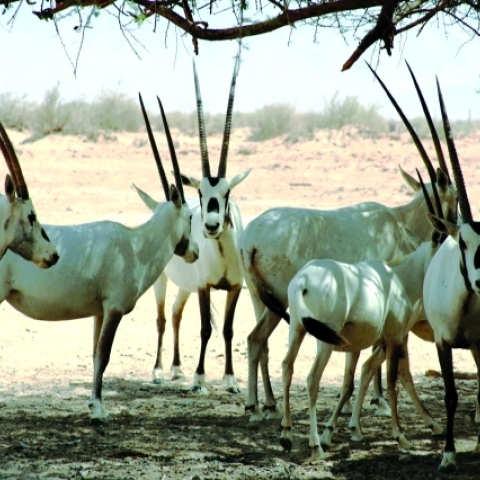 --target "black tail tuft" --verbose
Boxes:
[302,317,347,346]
